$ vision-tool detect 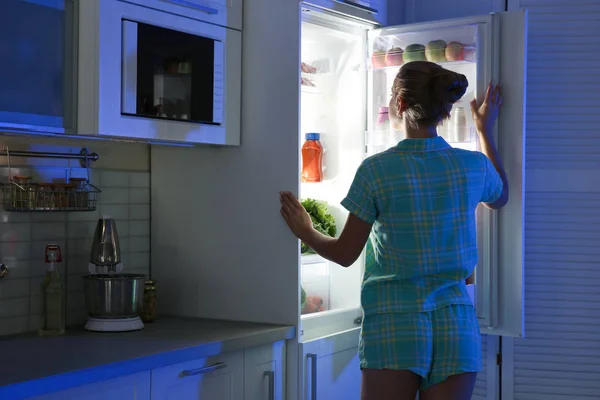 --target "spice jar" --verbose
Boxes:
[37,183,55,210]
[141,280,156,323]
[69,178,88,210]
[12,176,35,210]
[53,184,71,210]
